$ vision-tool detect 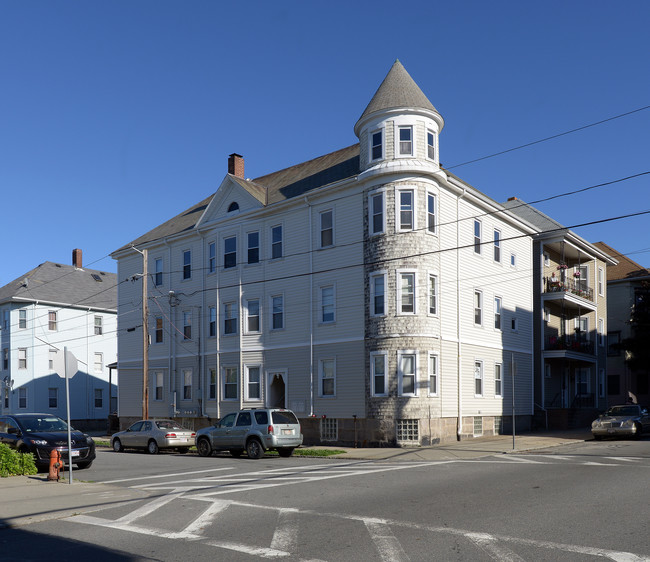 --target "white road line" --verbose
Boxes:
[178,499,231,538]
[496,455,545,463]
[609,457,643,462]
[101,466,232,484]
[270,508,300,553]
[116,489,185,524]
[202,539,289,558]
[467,532,526,561]
[365,519,410,562]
